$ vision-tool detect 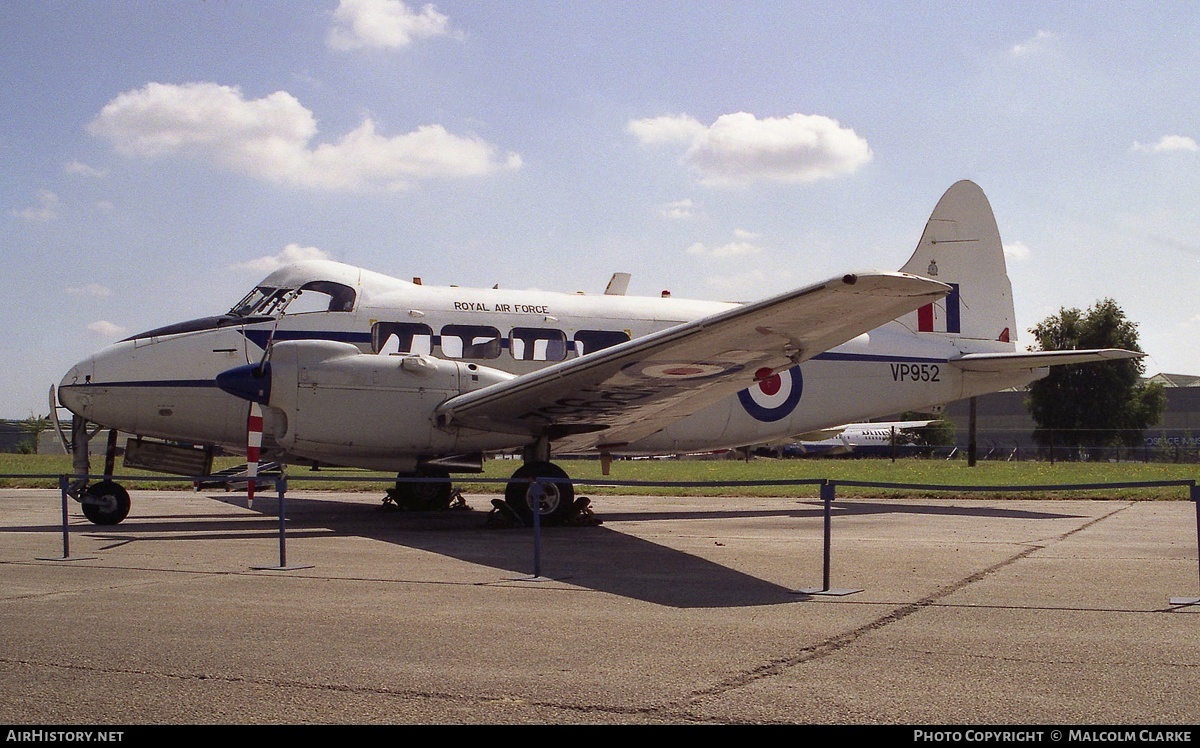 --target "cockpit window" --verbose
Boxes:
[230,287,292,317]
[291,281,356,313]
[229,281,355,317]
